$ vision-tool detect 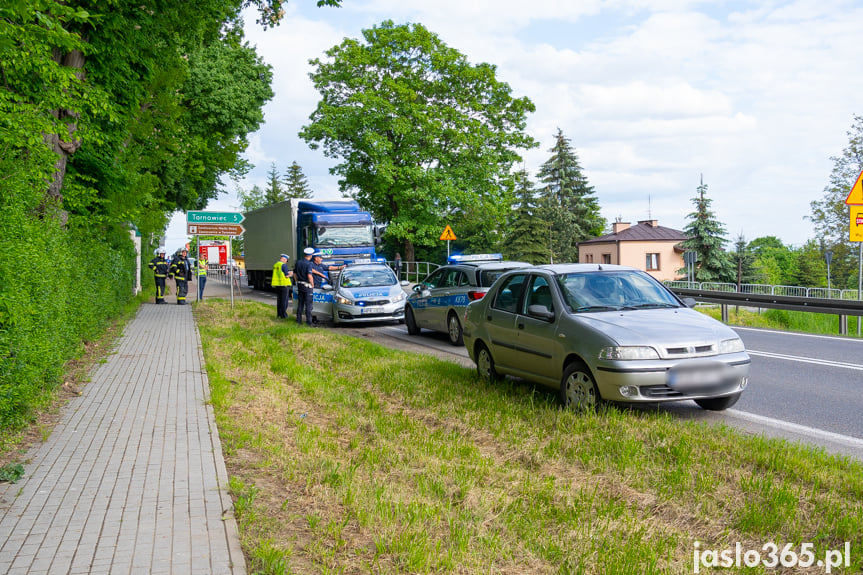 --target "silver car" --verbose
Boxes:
[329,262,409,325]
[405,254,532,346]
[463,264,750,411]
